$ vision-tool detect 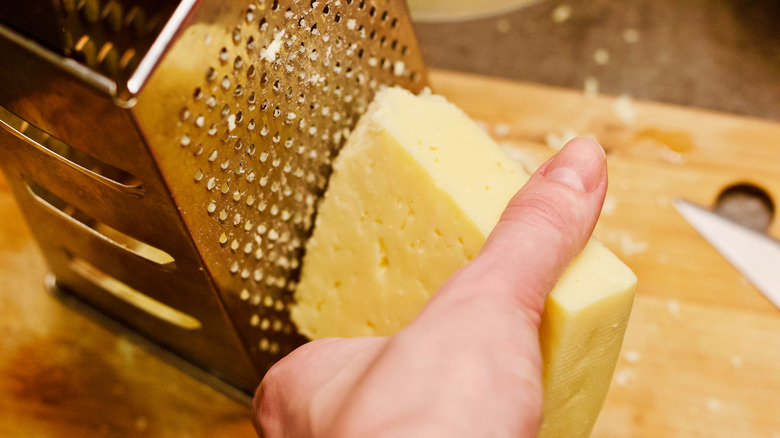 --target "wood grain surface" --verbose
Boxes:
[1,69,779,437]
